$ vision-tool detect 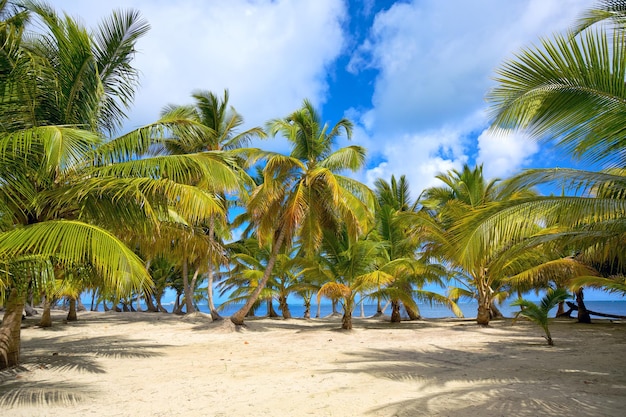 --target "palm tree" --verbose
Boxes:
[313,229,384,329]
[420,164,537,324]
[370,175,461,322]
[160,89,265,319]
[512,288,570,346]
[484,0,626,316]
[229,99,374,325]
[0,3,245,368]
